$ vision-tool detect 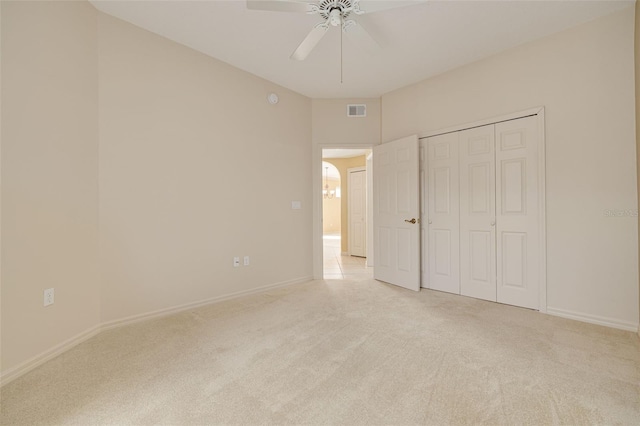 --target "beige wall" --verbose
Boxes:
[324,156,366,253]
[312,98,380,146]
[1,1,100,374]
[636,0,640,334]
[322,177,341,233]
[0,0,3,375]
[1,1,313,380]
[98,14,312,322]
[383,7,639,329]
